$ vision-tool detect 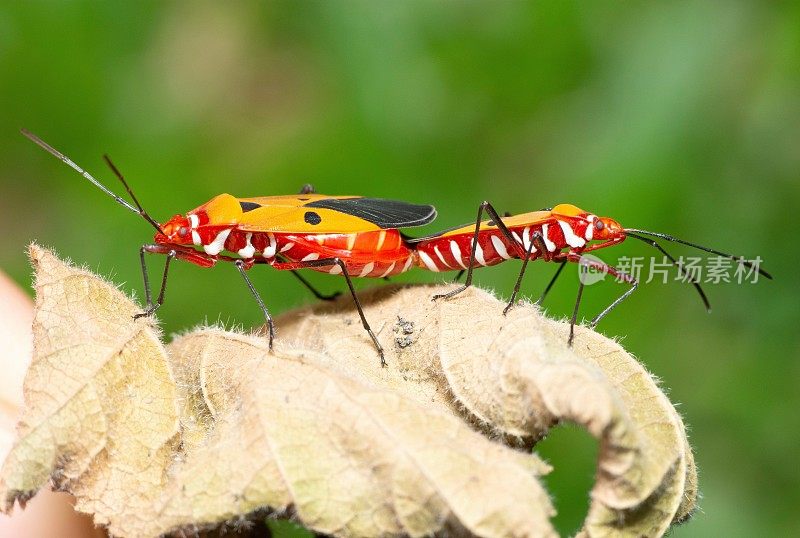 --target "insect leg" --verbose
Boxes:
[587,274,638,330]
[235,260,275,350]
[503,231,548,314]
[139,245,153,308]
[536,260,567,305]
[568,261,588,346]
[135,244,219,320]
[558,252,638,346]
[134,248,176,319]
[430,202,484,301]
[275,253,340,301]
[271,257,386,366]
[432,201,522,302]
[333,258,386,366]
[288,269,341,301]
